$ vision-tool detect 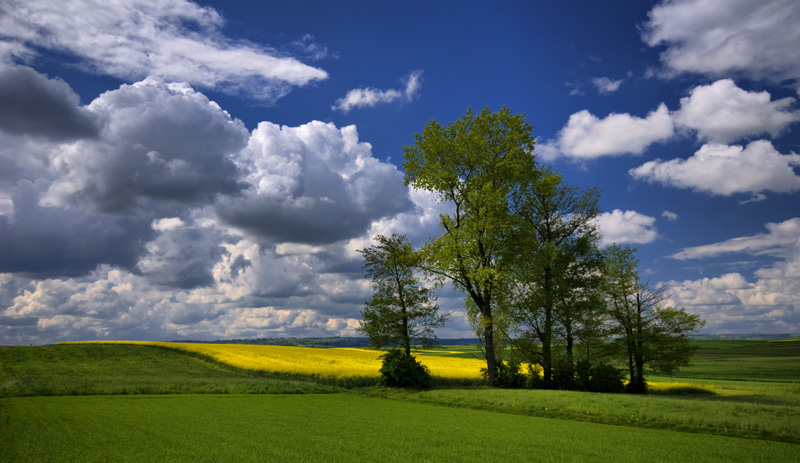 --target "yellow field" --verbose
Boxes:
[67,341,485,380]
